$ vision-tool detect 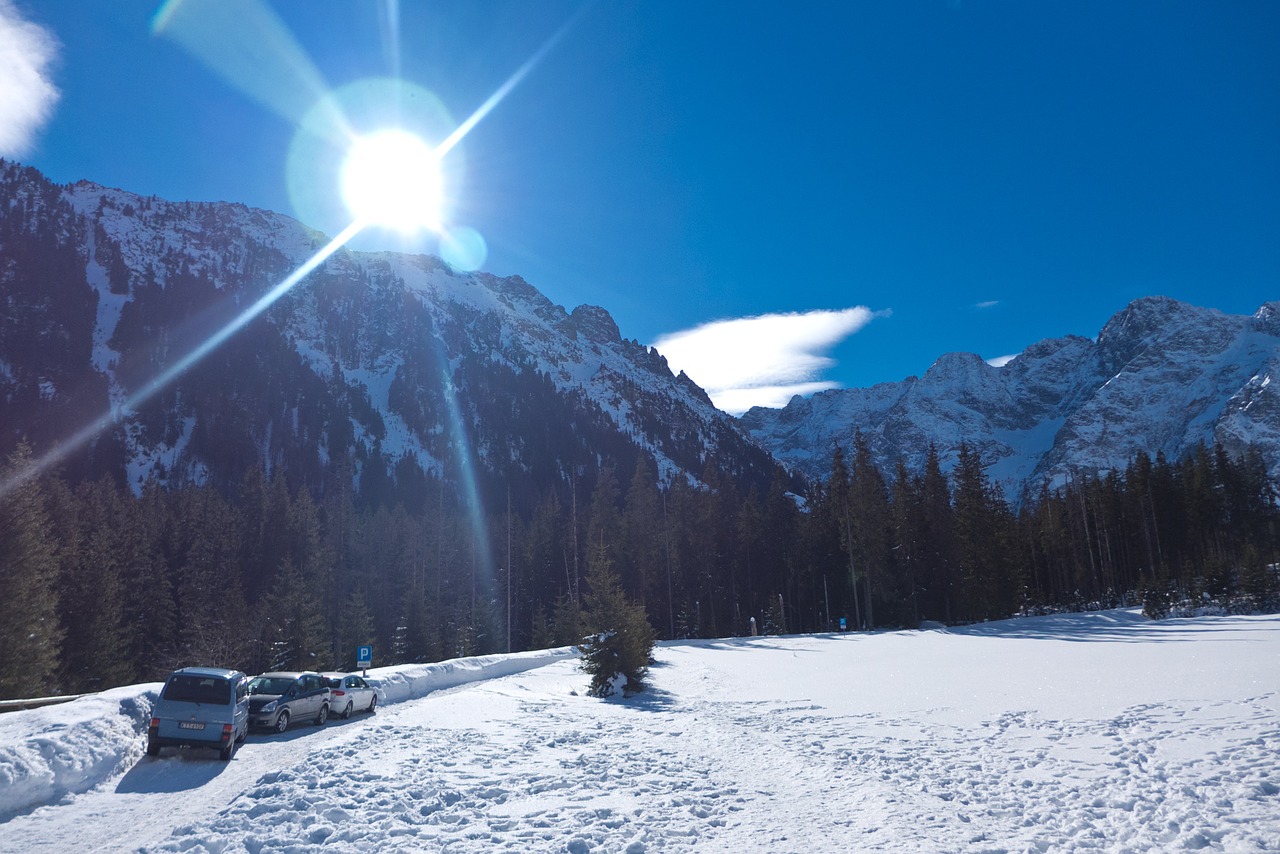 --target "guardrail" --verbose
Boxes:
[0,694,85,714]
